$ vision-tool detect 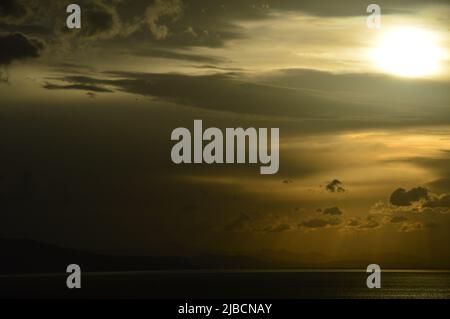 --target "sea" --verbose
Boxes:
[1,269,449,299]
